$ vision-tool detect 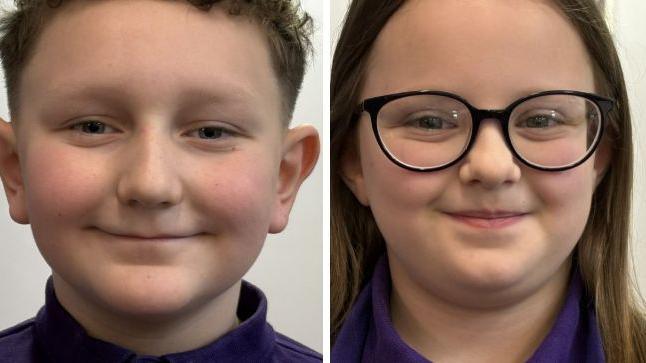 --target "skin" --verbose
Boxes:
[0,0,318,356]
[343,1,610,362]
